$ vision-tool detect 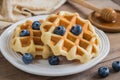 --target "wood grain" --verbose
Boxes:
[1,2,120,80]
